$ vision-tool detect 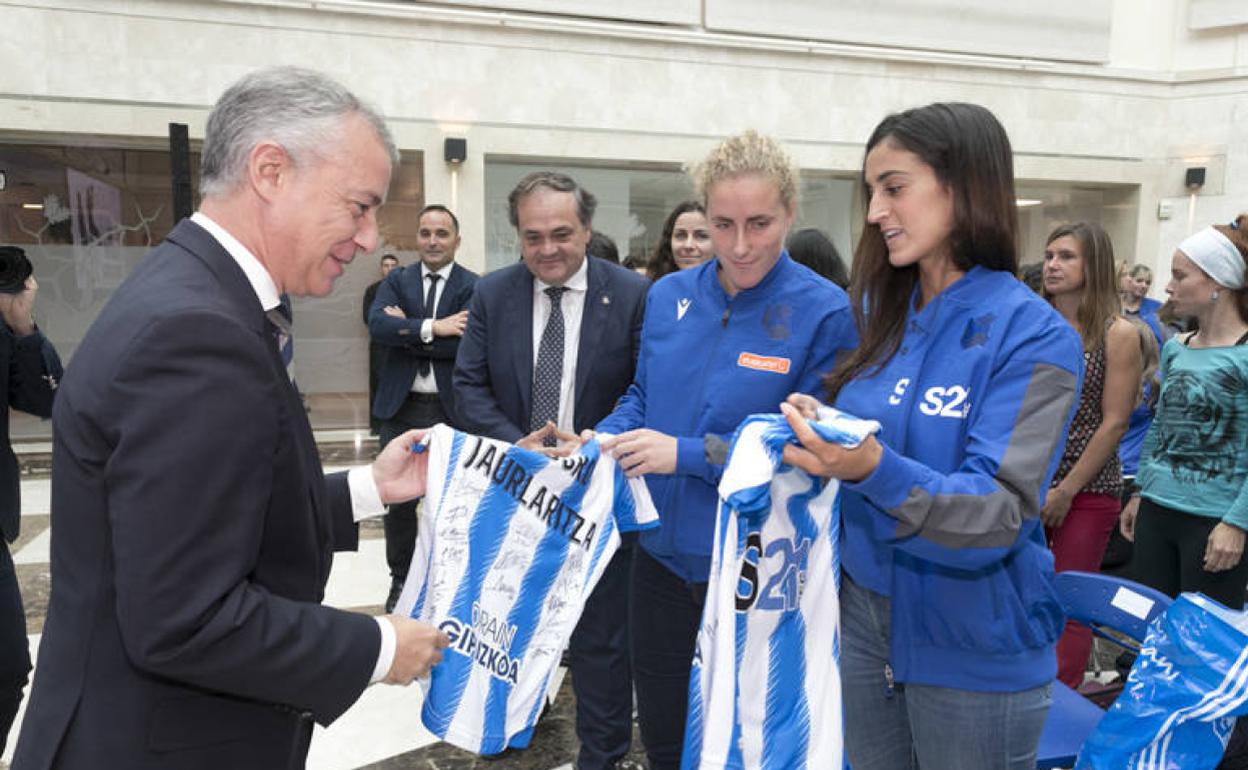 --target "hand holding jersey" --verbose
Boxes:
[779,393,884,482]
